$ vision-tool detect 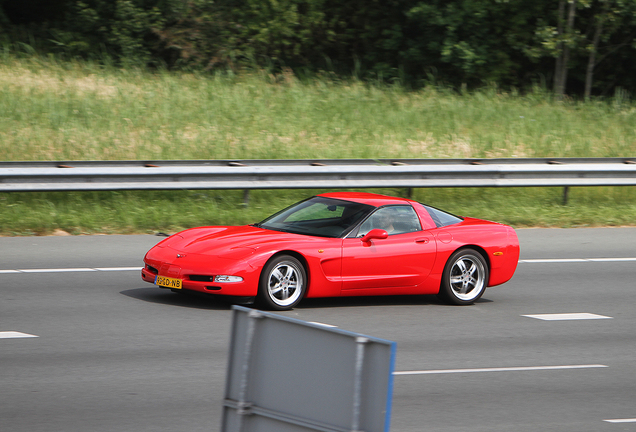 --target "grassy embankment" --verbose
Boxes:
[1,57,635,235]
